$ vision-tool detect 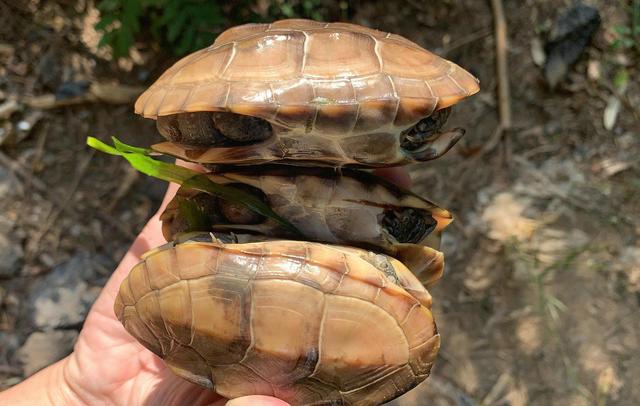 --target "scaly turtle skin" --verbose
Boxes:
[114,234,440,406]
[135,19,479,167]
[160,165,451,255]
